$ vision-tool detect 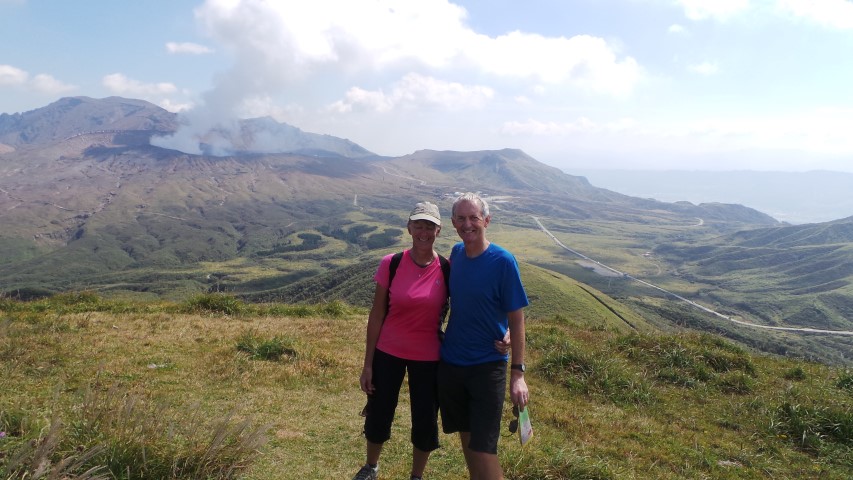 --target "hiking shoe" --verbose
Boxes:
[352,464,378,480]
